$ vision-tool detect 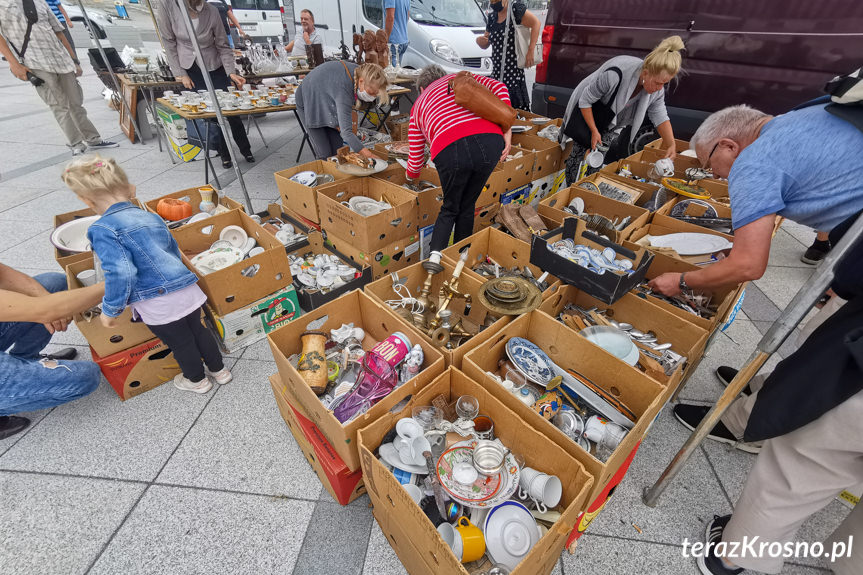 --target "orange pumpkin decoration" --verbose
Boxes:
[156,198,193,221]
